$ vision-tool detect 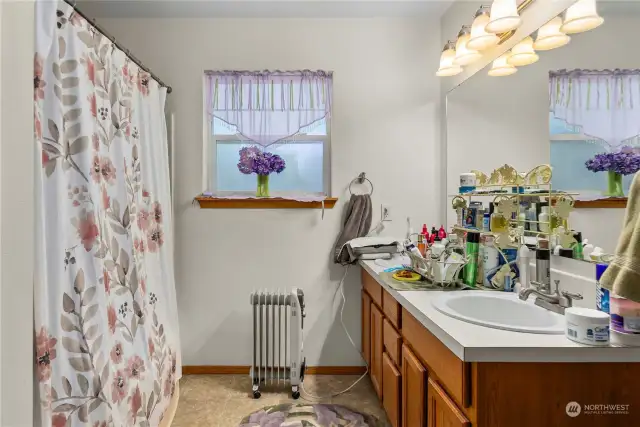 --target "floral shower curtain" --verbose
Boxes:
[34,2,181,426]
